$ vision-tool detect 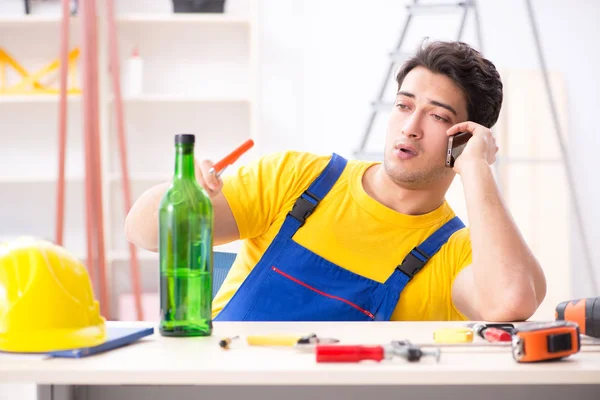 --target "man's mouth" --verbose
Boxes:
[395,144,418,156]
